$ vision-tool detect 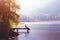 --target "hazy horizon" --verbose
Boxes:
[16,0,60,22]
